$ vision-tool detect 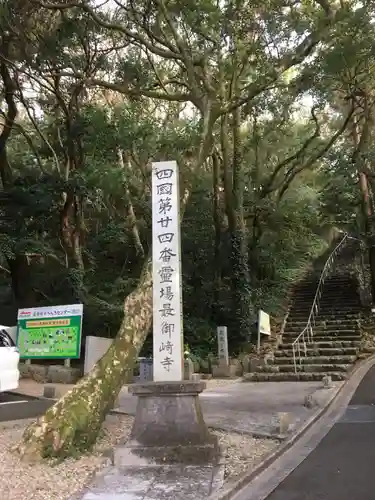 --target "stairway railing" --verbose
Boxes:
[292,233,349,374]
